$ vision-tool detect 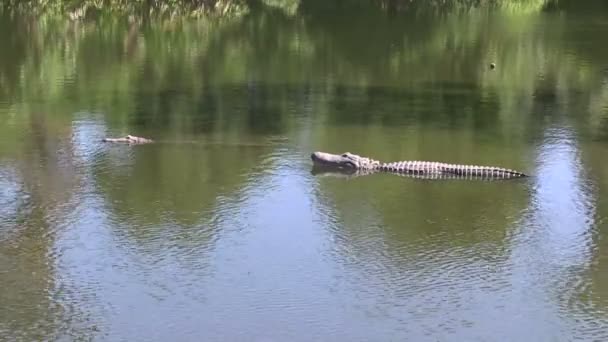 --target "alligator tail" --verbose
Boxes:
[446,165,527,179]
